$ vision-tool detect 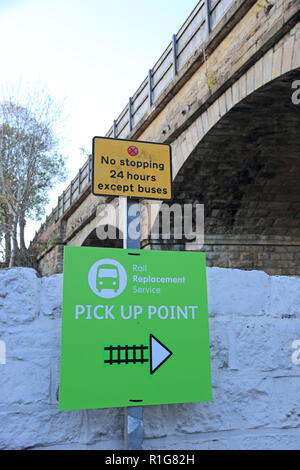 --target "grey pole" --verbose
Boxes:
[204,0,211,36]
[123,198,143,450]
